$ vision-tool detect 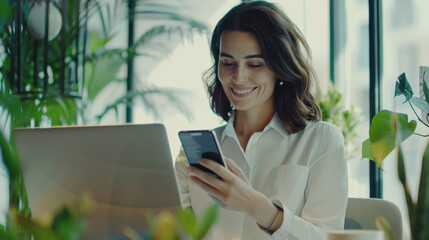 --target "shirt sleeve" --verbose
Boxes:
[270,124,348,240]
[174,146,192,209]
